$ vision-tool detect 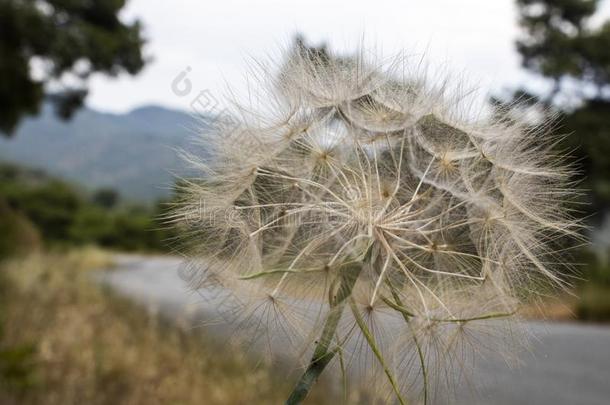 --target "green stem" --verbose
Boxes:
[427,311,517,323]
[284,346,339,405]
[349,298,406,405]
[285,257,366,405]
[336,334,348,405]
[388,284,427,405]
